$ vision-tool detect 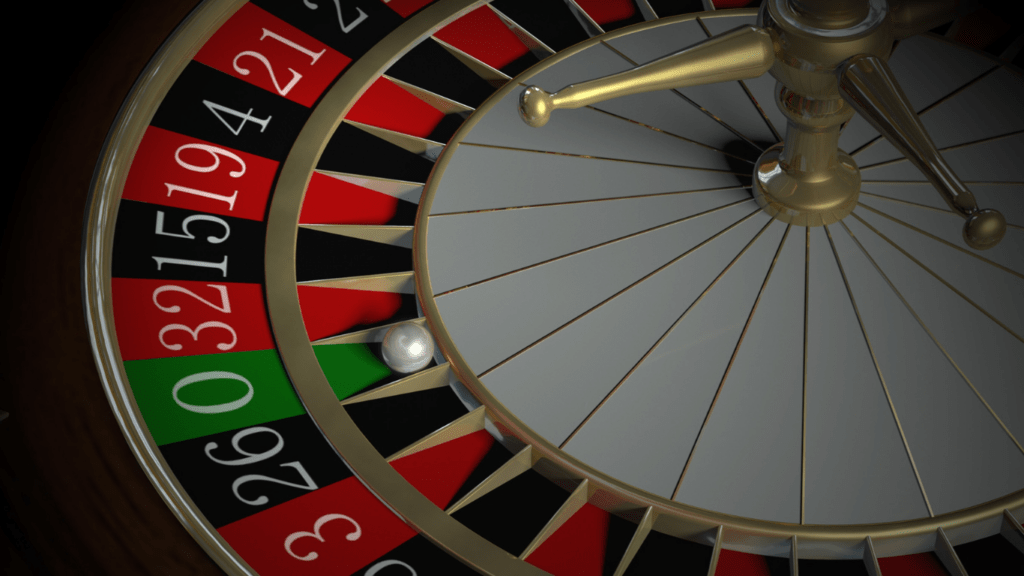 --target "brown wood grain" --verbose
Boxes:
[1,1,223,573]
